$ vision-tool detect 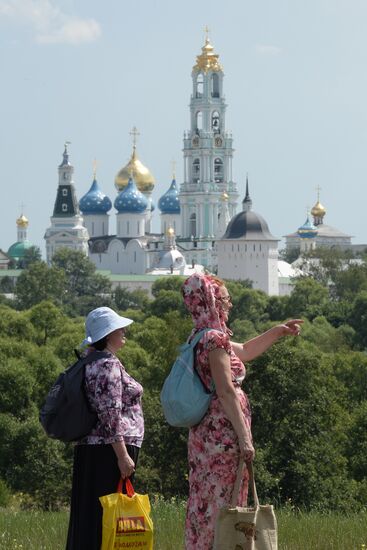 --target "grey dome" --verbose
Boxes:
[223,210,277,240]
